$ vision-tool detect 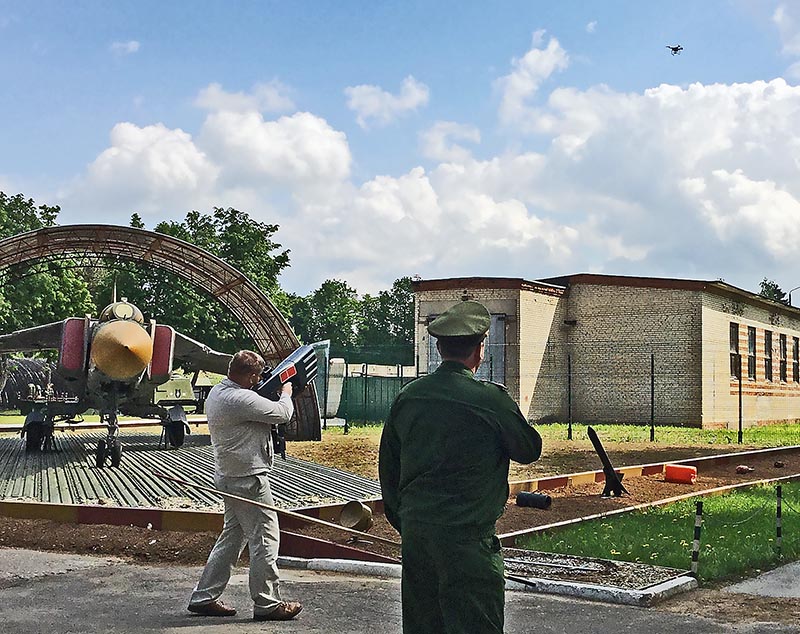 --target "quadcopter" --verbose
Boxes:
[666,45,683,56]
